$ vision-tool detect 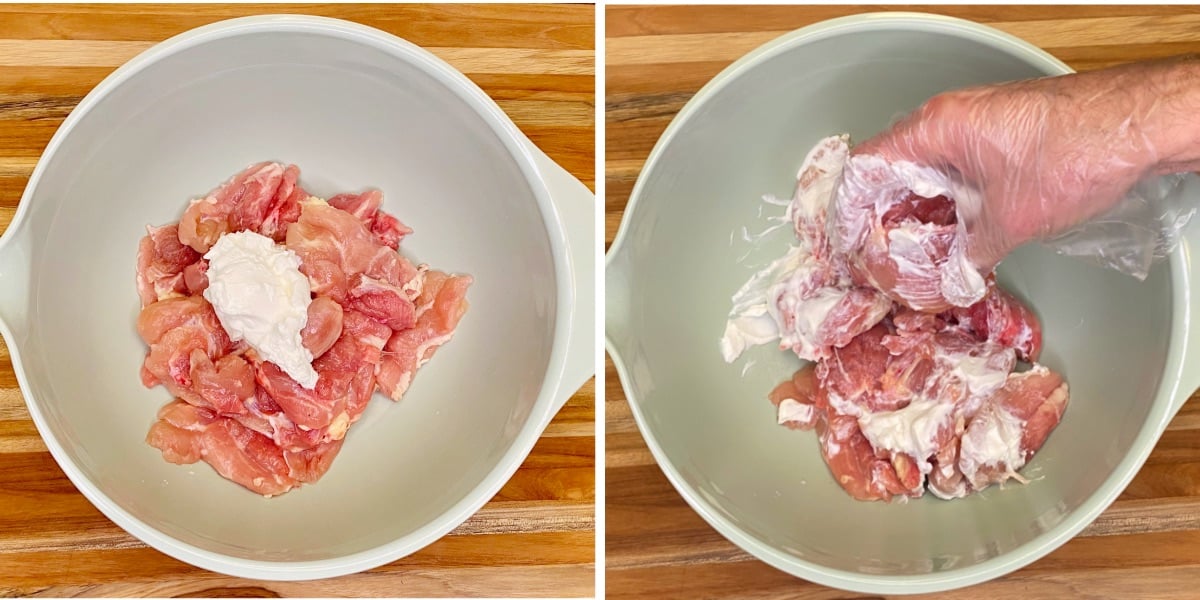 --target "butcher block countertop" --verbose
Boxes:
[607,5,1200,599]
[0,3,594,597]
